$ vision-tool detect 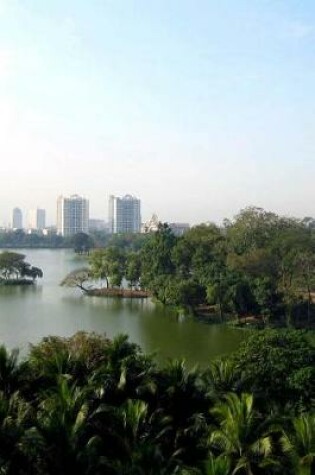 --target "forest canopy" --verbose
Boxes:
[0,329,312,474]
